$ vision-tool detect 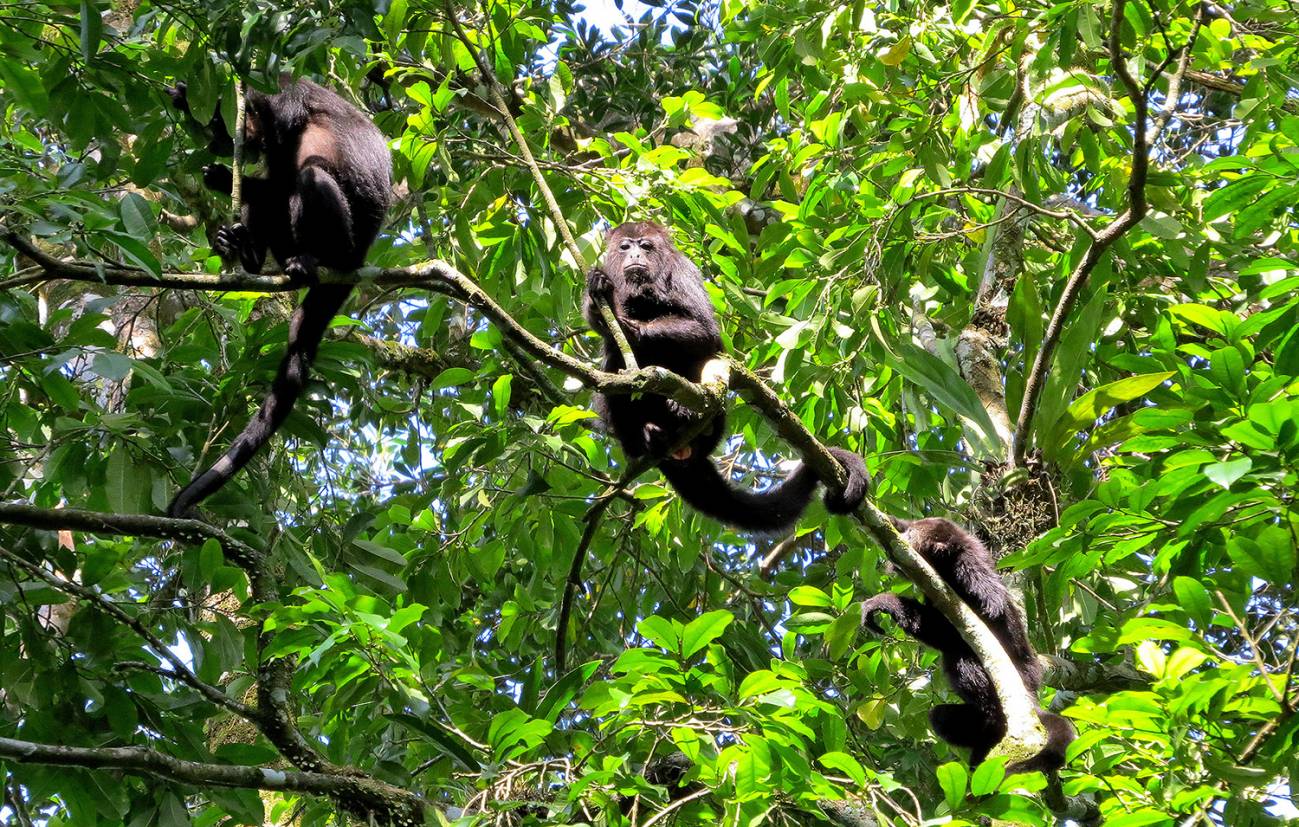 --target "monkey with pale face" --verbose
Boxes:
[584,221,868,531]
